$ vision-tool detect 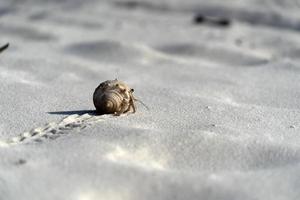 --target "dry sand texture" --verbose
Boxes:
[1,0,300,199]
